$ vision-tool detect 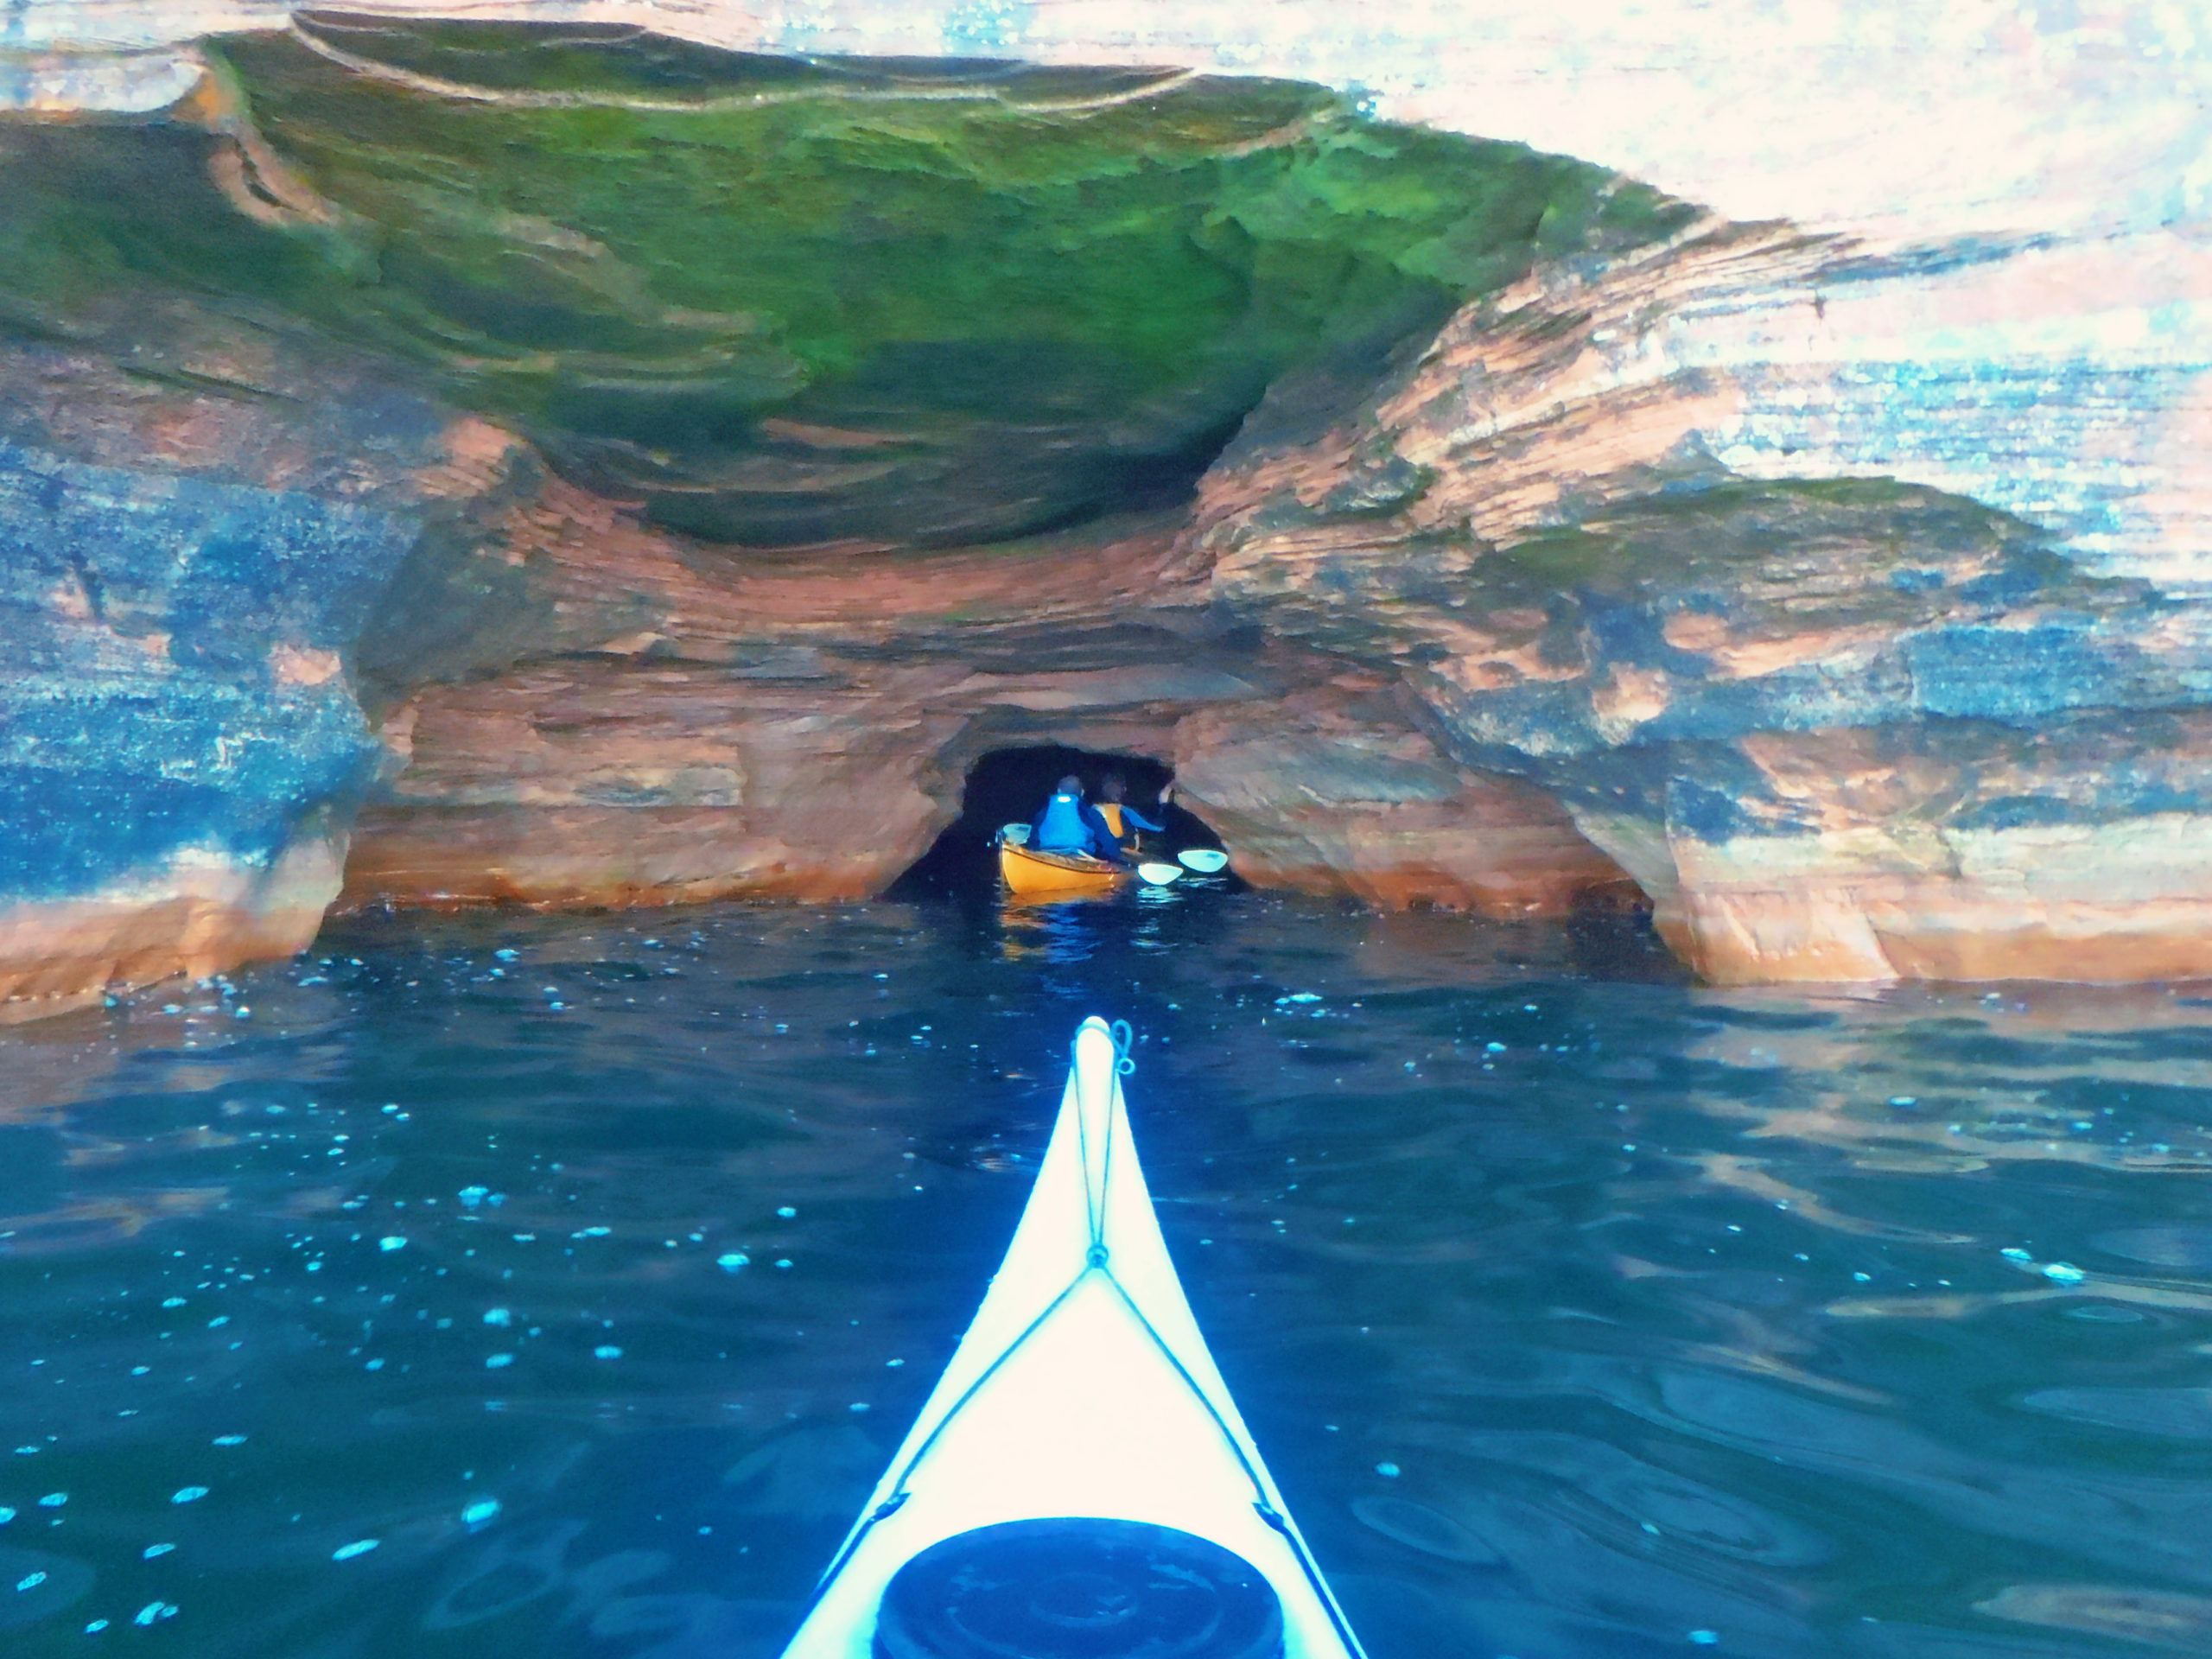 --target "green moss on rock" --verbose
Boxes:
[0,14,1693,546]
